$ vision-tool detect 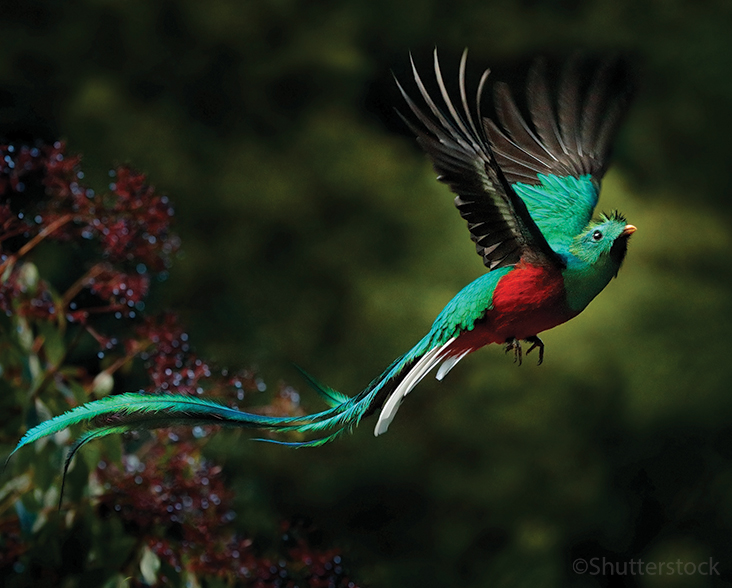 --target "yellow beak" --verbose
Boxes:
[621,224,637,237]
